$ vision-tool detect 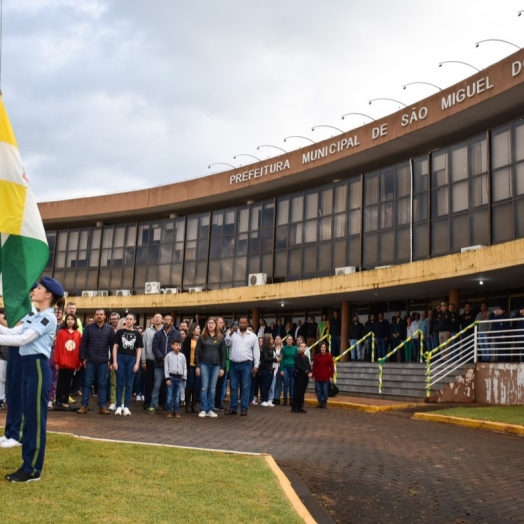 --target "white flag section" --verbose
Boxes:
[0,96,49,326]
